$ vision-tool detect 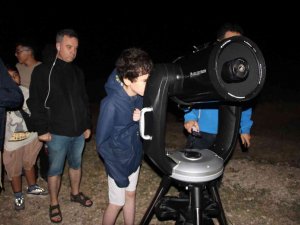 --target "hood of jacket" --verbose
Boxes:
[104,69,129,99]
